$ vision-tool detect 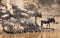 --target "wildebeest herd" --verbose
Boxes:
[0,7,56,33]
